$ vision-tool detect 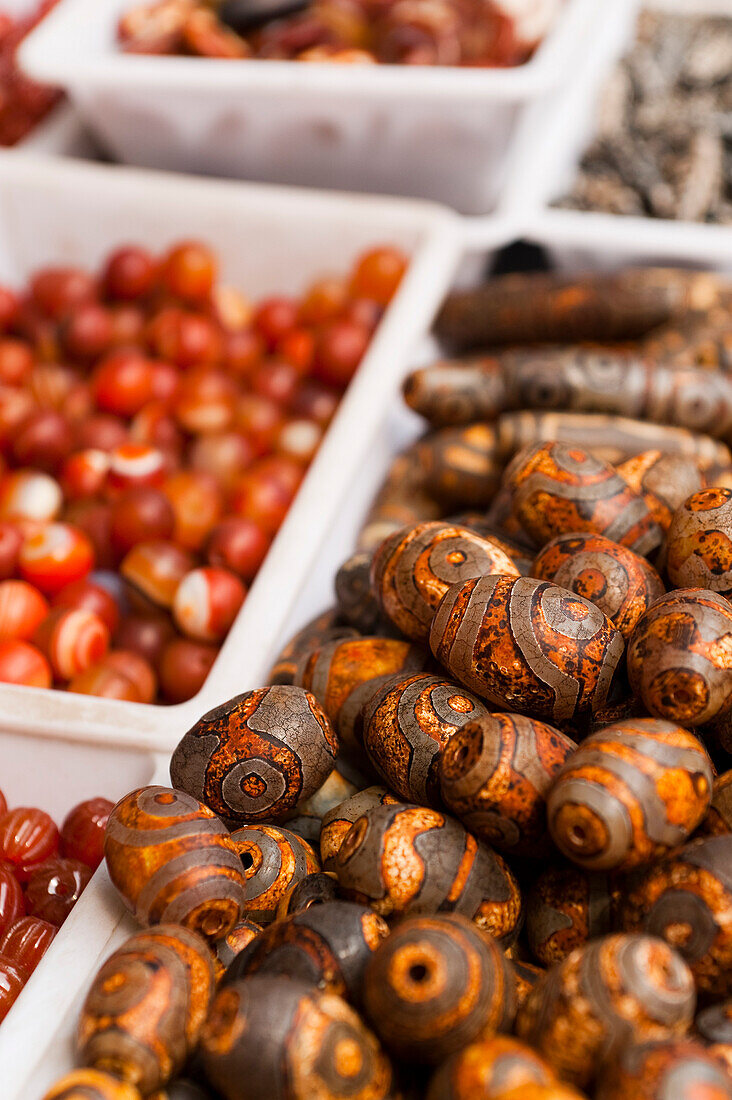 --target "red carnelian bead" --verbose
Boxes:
[298,277,348,326]
[60,450,110,501]
[62,501,113,571]
[129,403,183,459]
[30,267,96,321]
[173,566,246,643]
[342,296,383,333]
[91,350,155,417]
[189,432,255,491]
[275,418,323,464]
[0,809,59,881]
[0,580,49,641]
[18,523,94,596]
[25,858,92,926]
[314,319,369,389]
[103,246,157,301]
[173,369,236,434]
[0,339,33,385]
[27,365,78,413]
[290,379,339,427]
[110,304,146,347]
[60,799,114,870]
[110,487,175,558]
[61,304,114,363]
[0,524,21,580]
[161,241,217,304]
[207,517,270,583]
[0,640,52,688]
[0,916,56,976]
[147,307,223,369]
[13,301,58,362]
[120,540,195,611]
[52,579,120,635]
[34,607,110,681]
[0,287,20,332]
[106,443,167,496]
[234,393,284,456]
[148,361,180,405]
[1,469,66,525]
[254,297,298,349]
[349,245,407,305]
[76,415,128,454]
[104,650,157,704]
[0,868,24,936]
[231,456,303,534]
[0,387,34,453]
[224,328,265,378]
[163,470,223,552]
[0,955,27,1021]
[251,360,299,407]
[63,384,96,424]
[211,284,252,333]
[68,662,142,701]
[277,328,315,375]
[11,410,73,473]
[114,613,175,669]
[159,637,217,703]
